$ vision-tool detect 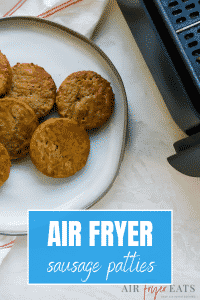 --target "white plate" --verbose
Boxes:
[0,17,127,235]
